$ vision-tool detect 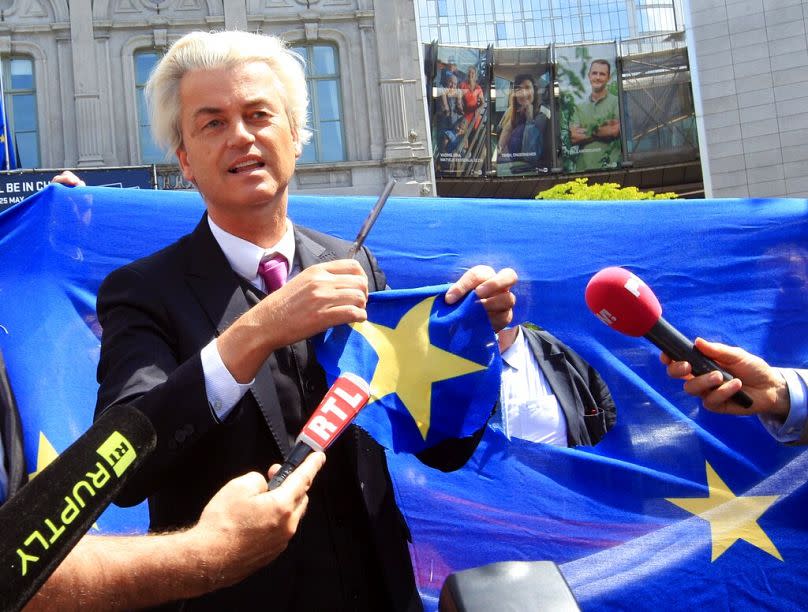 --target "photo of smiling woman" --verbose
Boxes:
[495,70,551,176]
